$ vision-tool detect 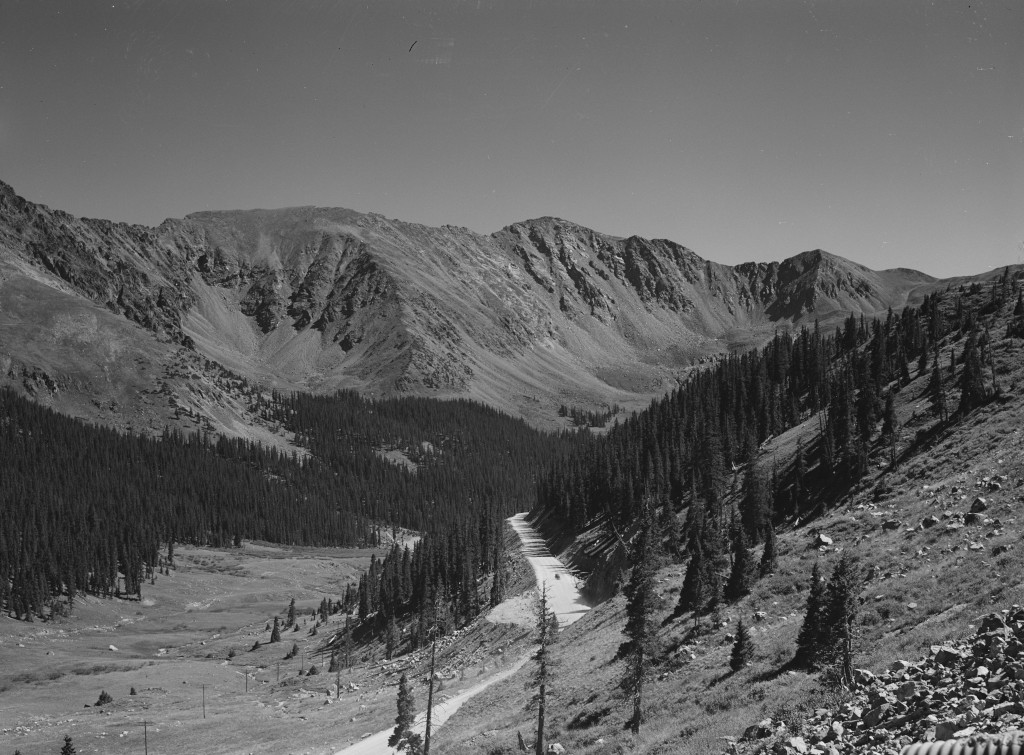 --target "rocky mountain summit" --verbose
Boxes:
[0,180,939,435]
